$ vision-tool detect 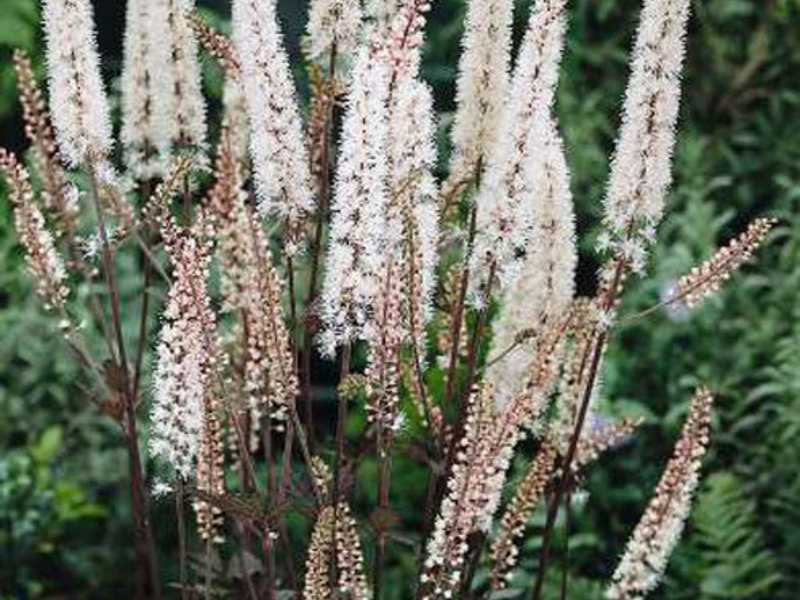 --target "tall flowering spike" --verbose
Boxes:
[207,132,297,426]
[422,325,565,599]
[161,0,207,151]
[303,506,334,600]
[490,441,556,591]
[12,50,78,231]
[233,0,314,236]
[470,0,569,301]
[388,77,440,350]
[446,0,513,189]
[606,387,714,600]
[318,46,391,356]
[302,503,370,600]
[122,0,206,175]
[383,0,431,79]
[671,217,777,309]
[0,148,68,310]
[307,0,363,61]
[365,258,404,434]
[121,0,161,175]
[194,393,225,543]
[485,117,576,409]
[601,0,692,274]
[334,503,371,600]
[150,229,219,480]
[42,0,113,166]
